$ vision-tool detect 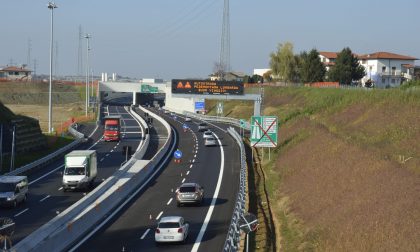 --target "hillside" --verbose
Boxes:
[207,86,420,251]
